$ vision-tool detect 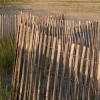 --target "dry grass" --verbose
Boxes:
[0,1,99,21]
[18,1,100,17]
[0,0,100,15]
